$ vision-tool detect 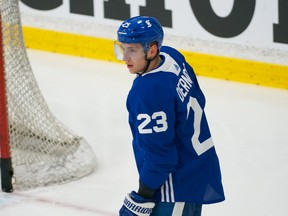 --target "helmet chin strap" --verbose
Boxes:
[139,52,159,75]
